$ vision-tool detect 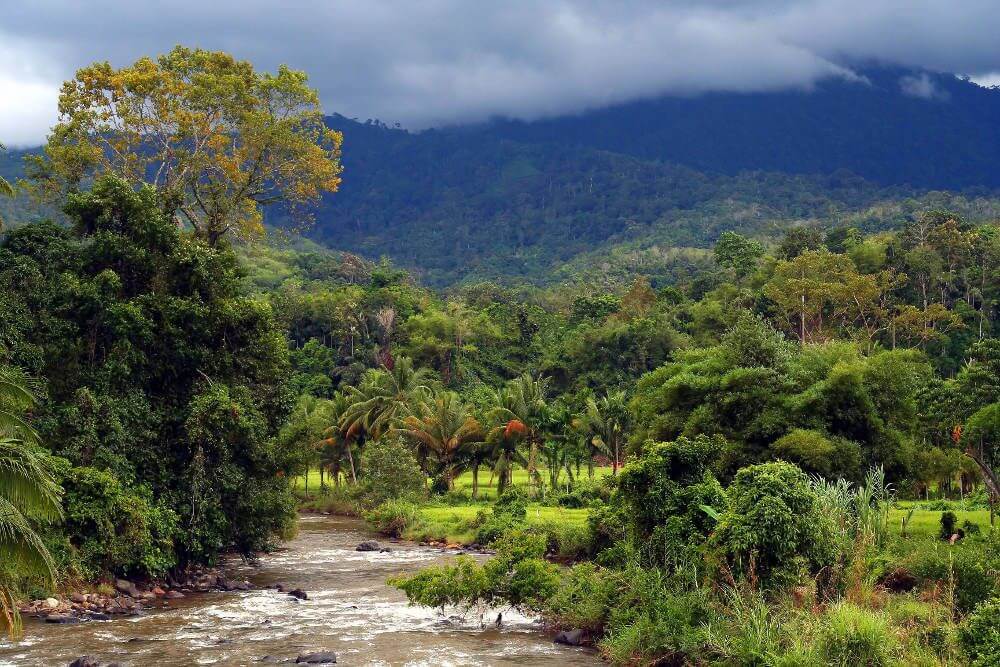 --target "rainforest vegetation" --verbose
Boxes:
[4,46,1000,665]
